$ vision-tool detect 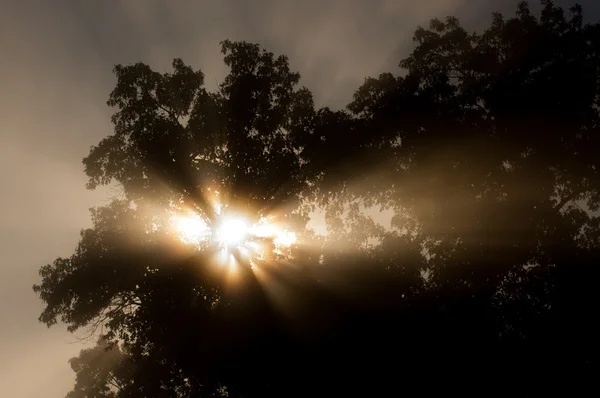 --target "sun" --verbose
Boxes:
[170,209,297,261]
[216,217,249,246]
